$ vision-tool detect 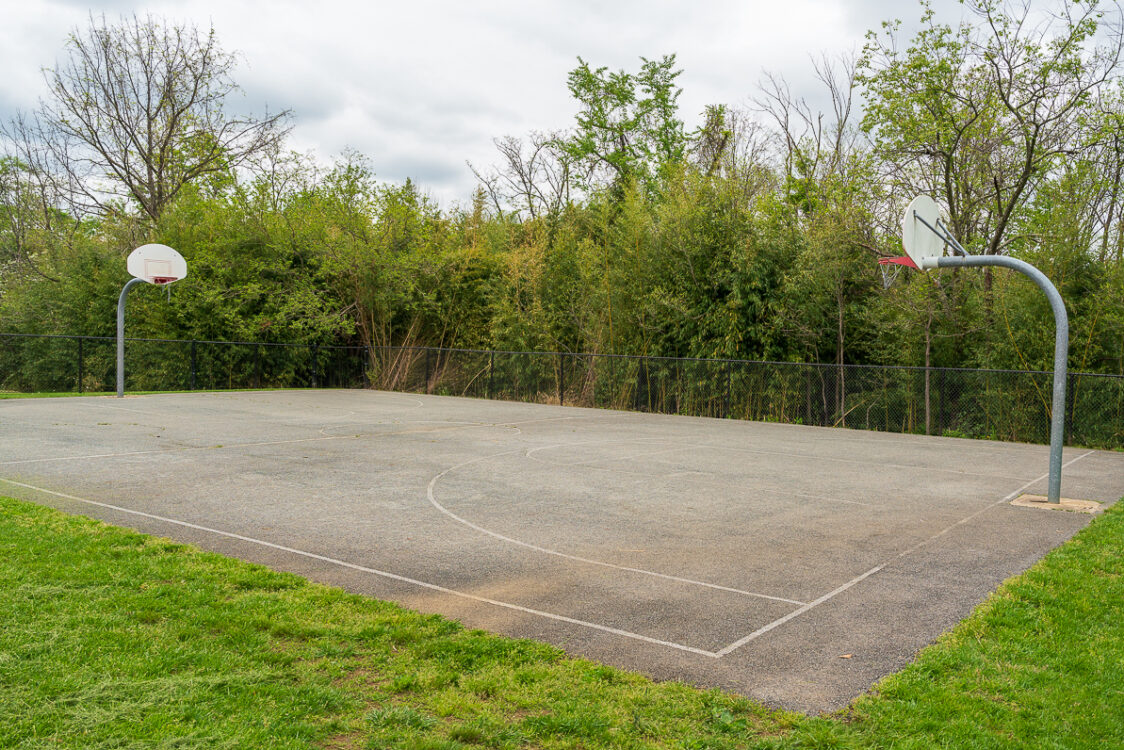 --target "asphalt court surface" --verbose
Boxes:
[2,389,1122,713]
